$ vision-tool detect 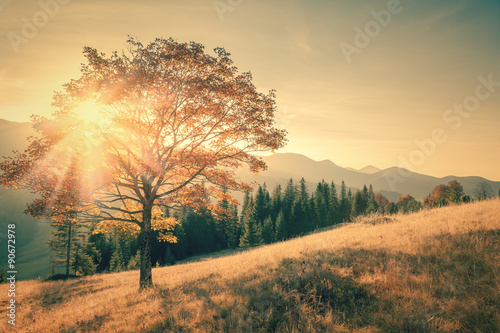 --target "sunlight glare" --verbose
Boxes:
[74,100,105,125]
